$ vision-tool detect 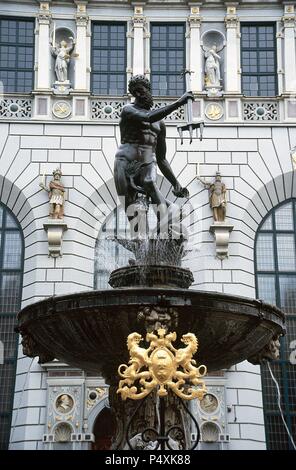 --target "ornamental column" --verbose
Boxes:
[74,1,89,92]
[131,5,146,76]
[187,5,202,93]
[282,4,296,93]
[224,4,240,94]
[36,1,52,91]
